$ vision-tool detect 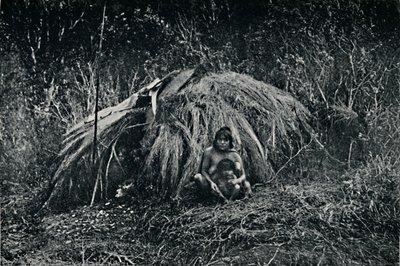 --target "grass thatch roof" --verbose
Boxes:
[44,67,313,209]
